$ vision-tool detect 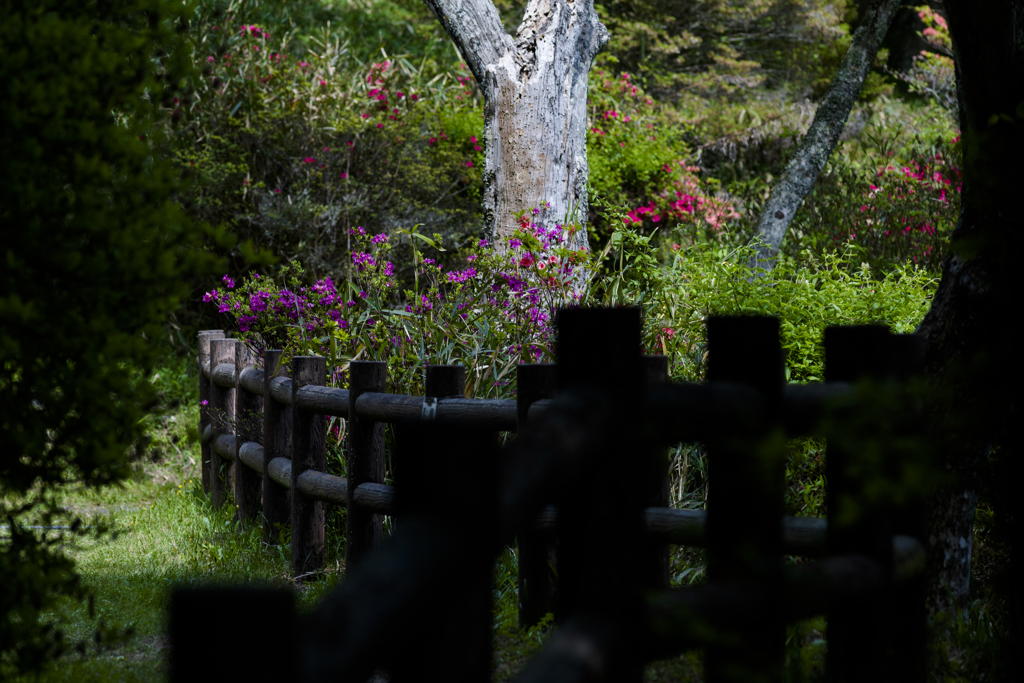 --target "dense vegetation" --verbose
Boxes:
[3,0,1011,680]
